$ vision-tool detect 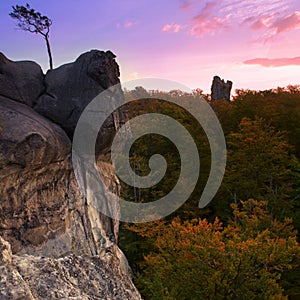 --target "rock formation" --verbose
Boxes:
[34,50,123,138]
[211,75,233,101]
[0,53,44,107]
[0,51,141,299]
[0,236,139,299]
